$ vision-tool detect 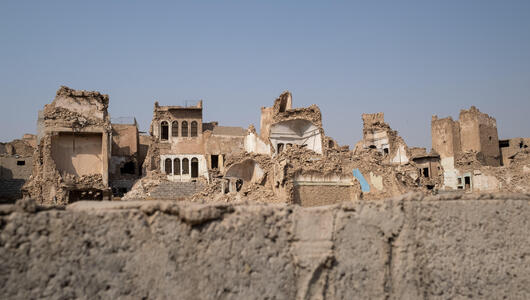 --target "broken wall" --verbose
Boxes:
[293,172,360,206]
[23,86,111,205]
[51,133,103,177]
[3,194,530,299]
[459,106,500,166]
[269,119,323,155]
[360,113,410,165]
[0,138,35,203]
[499,137,530,167]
